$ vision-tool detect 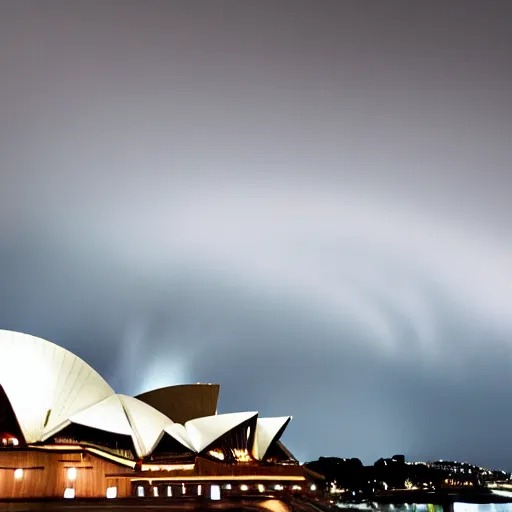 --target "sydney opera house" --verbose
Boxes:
[0,330,319,500]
